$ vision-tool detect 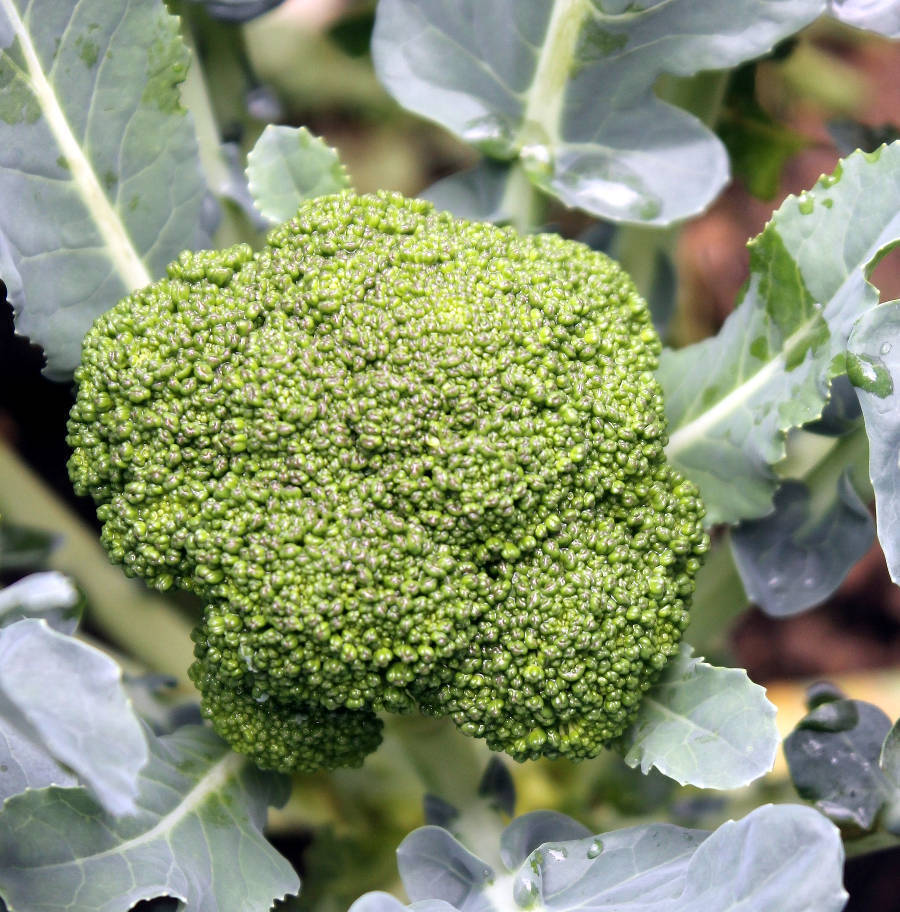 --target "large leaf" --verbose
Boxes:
[829,0,900,36]
[0,0,208,377]
[372,0,824,225]
[618,645,778,790]
[0,619,147,812]
[730,474,873,617]
[847,301,900,582]
[660,143,900,524]
[246,125,351,224]
[376,804,846,912]
[785,698,894,832]
[0,726,299,912]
